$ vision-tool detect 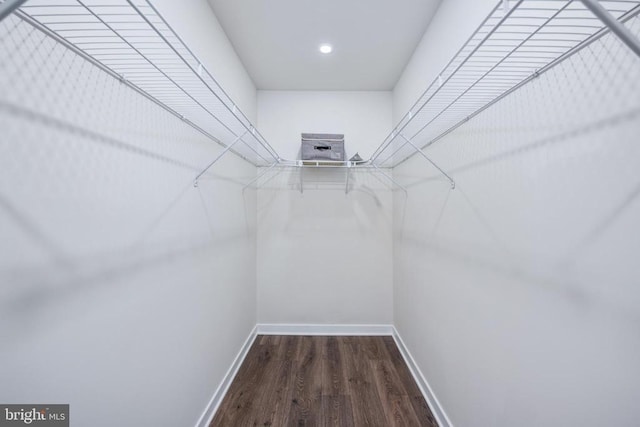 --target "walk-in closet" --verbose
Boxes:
[1,0,639,425]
